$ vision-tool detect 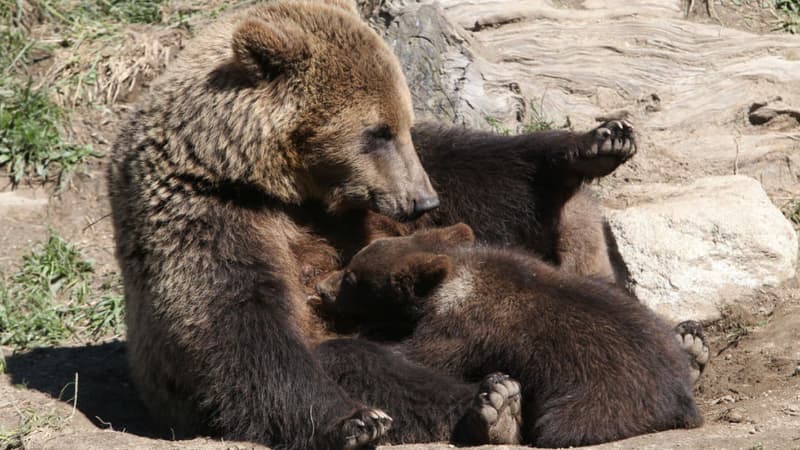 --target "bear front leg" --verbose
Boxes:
[197,298,390,450]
